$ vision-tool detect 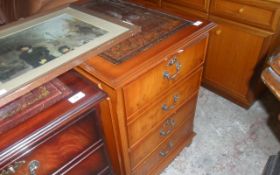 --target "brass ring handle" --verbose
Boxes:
[160,118,176,136]
[29,160,40,175]
[162,95,180,111]
[163,56,182,80]
[159,141,174,157]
